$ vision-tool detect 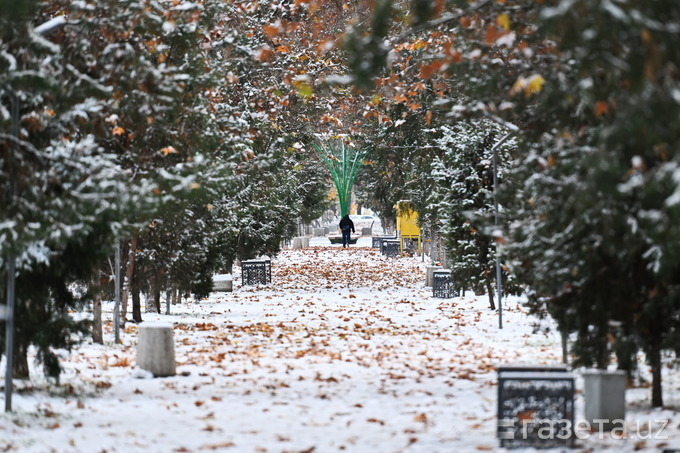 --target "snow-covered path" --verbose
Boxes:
[1,239,678,452]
